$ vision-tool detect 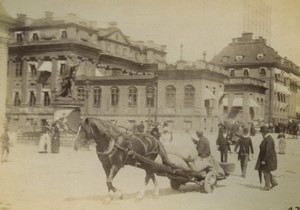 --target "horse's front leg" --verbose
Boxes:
[151,173,160,199]
[105,165,122,204]
[136,168,152,201]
